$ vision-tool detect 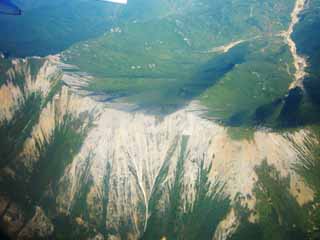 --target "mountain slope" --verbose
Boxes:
[0,0,320,239]
[0,54,318,239]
